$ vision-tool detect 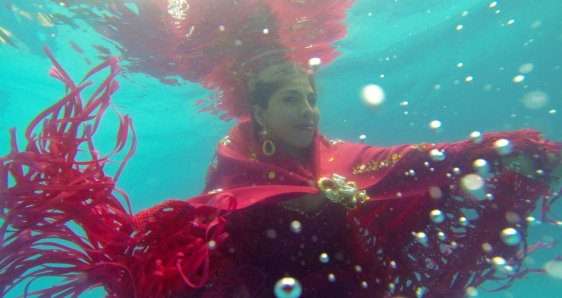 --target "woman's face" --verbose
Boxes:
[253,77,320,150]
